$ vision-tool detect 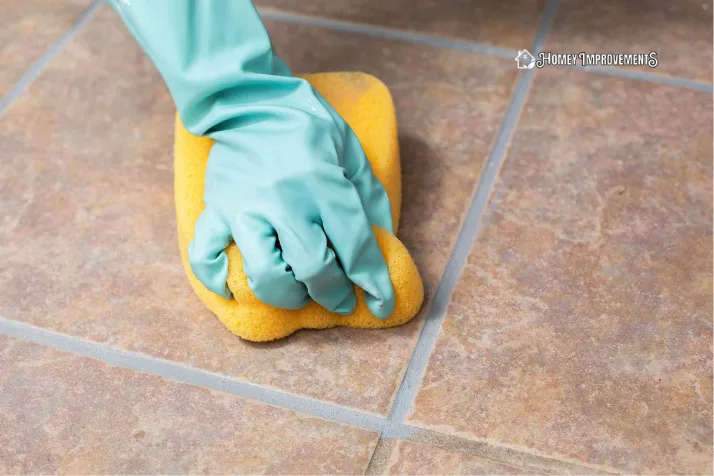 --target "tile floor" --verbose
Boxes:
[0,0,711,474]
